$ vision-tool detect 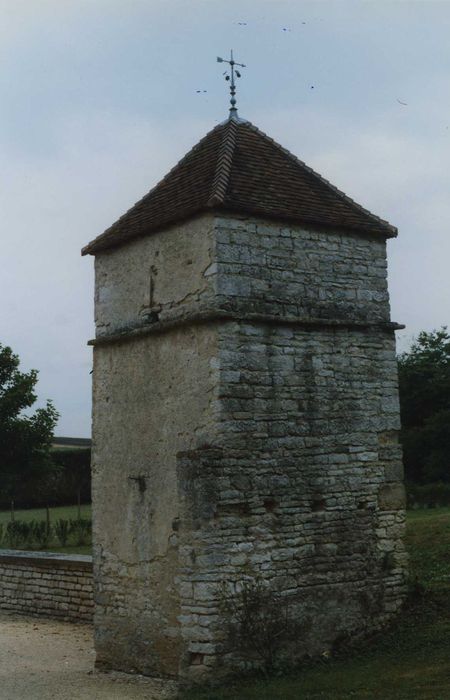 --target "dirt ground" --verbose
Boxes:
[0,612,179,700]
